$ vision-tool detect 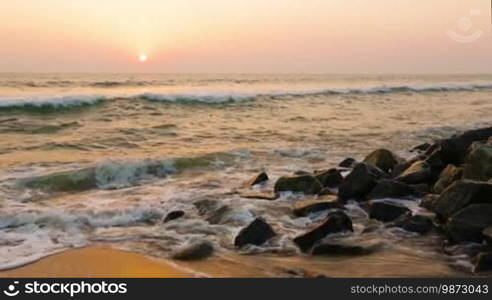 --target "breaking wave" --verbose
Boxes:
[1,81,492,111]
